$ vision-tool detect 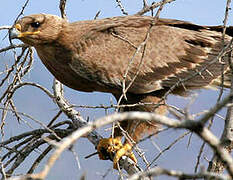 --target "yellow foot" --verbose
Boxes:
[113,143,137,169]
[97,137,137,169]
[97,137,123,160]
